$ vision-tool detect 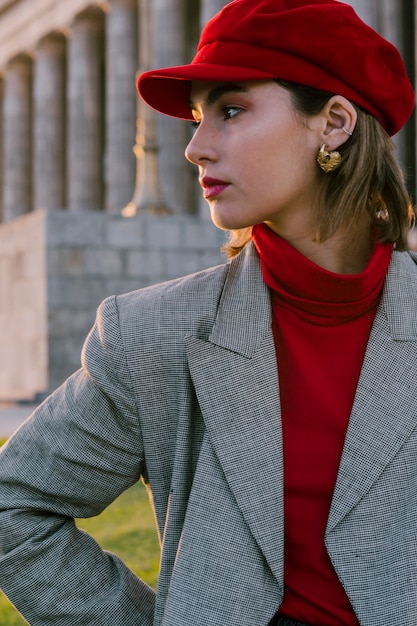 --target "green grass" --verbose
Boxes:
[0,438,160,625]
